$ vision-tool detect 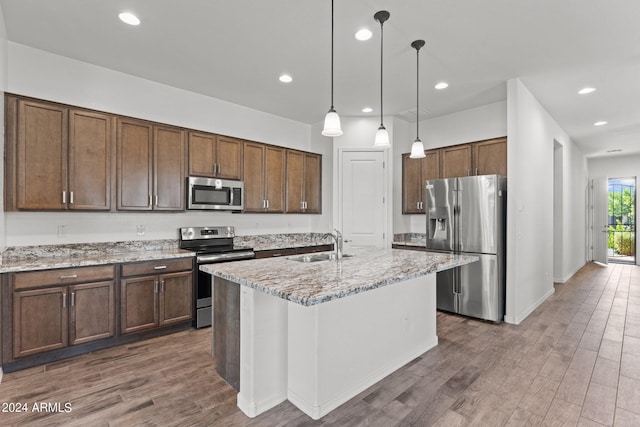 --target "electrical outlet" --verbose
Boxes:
[57,225,66,238]
[137,225,145,236]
